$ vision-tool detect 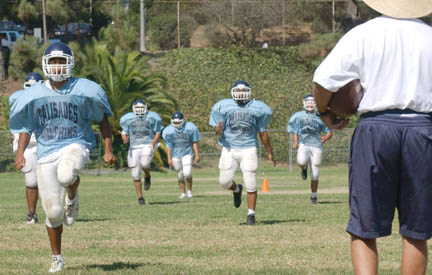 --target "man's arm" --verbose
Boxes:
[121,133,129,144]
[15,132,30,170]
[151,133,161,149]
[214,120,223,136]
[259,131,276,167]
[313,83,349,130]
[321,132,333,144]
[292,133,299,149]
[192,142,200,164]
[99,114,116,165]
[166,146,172,167]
